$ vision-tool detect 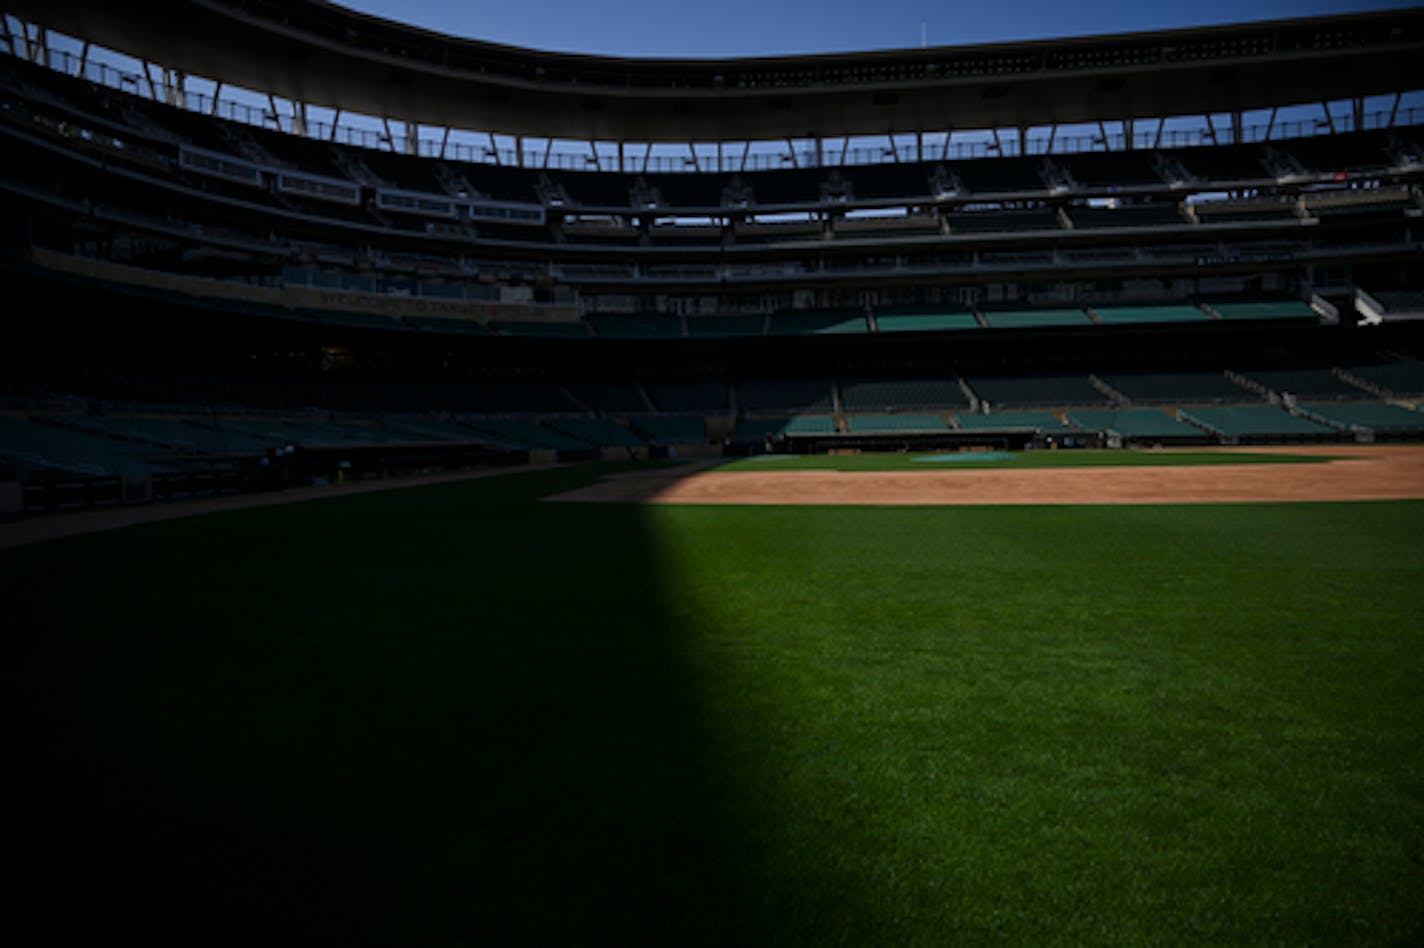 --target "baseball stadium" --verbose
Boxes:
[3,0,1423,943]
